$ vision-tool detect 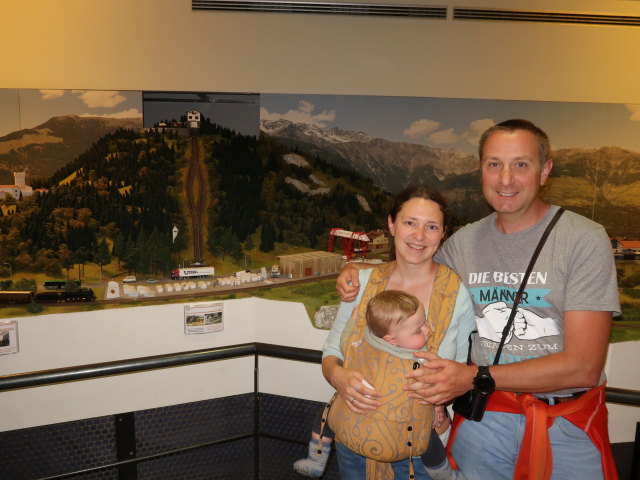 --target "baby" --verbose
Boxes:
[294,290,462,480]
